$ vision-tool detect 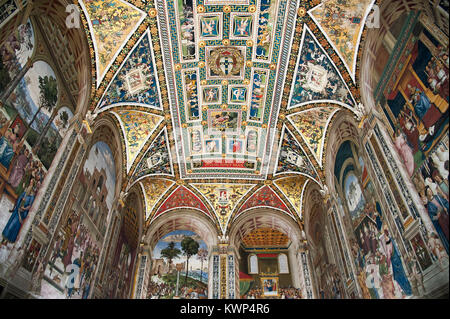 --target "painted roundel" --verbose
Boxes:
[207,47,245,78]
